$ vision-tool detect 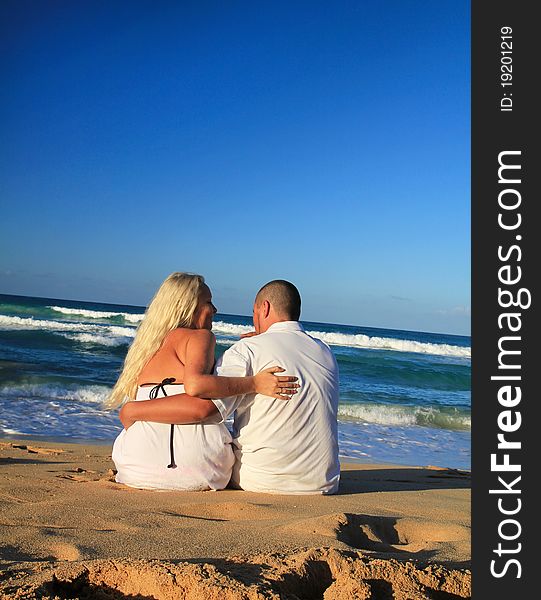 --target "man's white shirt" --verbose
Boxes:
[213,321,340,494]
